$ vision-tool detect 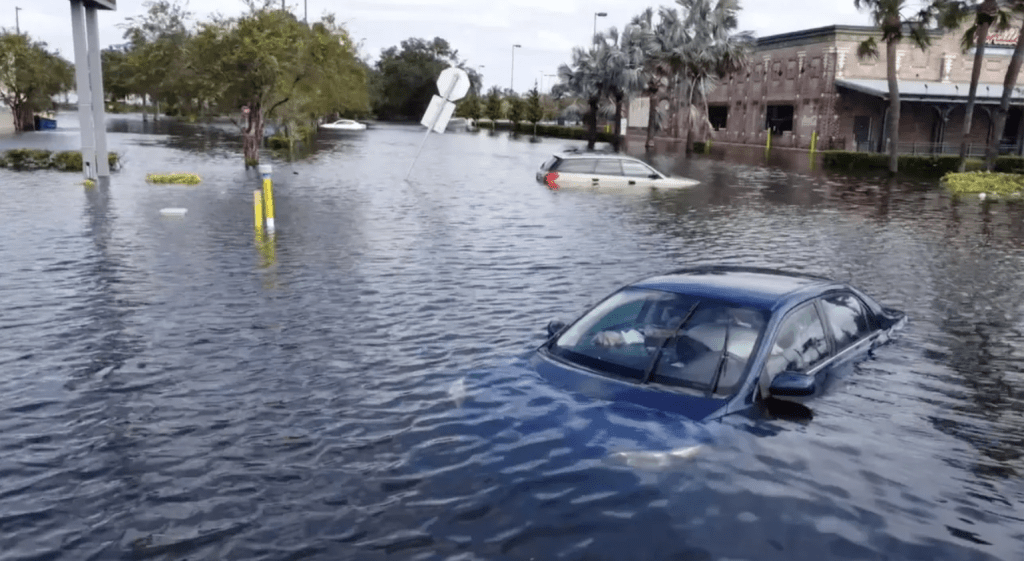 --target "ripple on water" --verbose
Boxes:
[0,123,1022,560]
